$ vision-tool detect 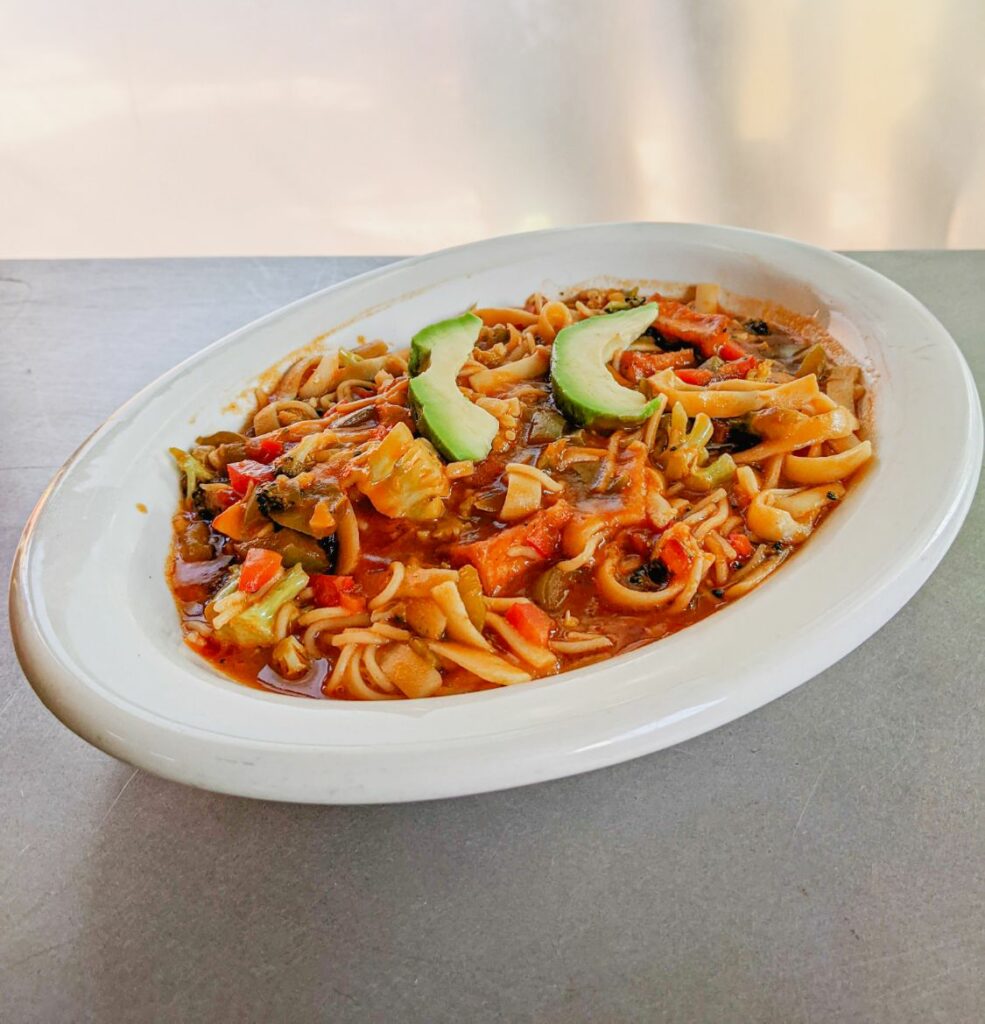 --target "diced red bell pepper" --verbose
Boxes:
[238,548,283,593]
[246,437,285,463]
[619,349,695,383]
[715,355,759,381]
[213,486,238,511]
[717,340,748,362]
[727,531,754,560]
[227,459,276,496]
[310,574,357,608]
[676,368,713,386]
[660,538,693,577]
[654,300,731,358]
[505,601,554,646]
